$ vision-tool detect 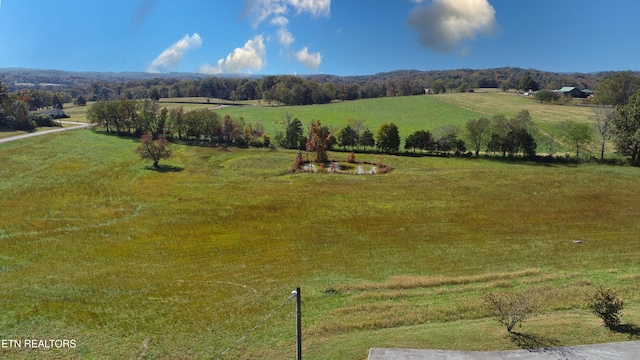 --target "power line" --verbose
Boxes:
[214,293,296,360]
